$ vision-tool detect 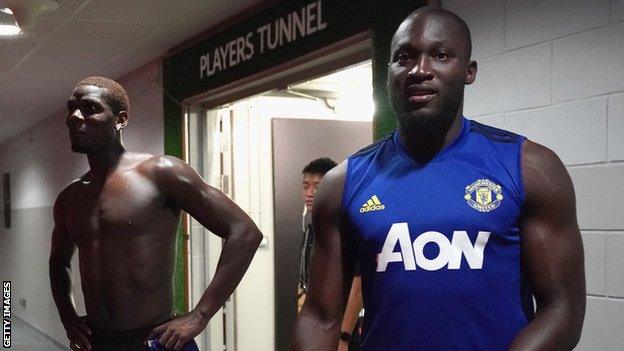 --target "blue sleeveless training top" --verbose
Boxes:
[342,117,533,350]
